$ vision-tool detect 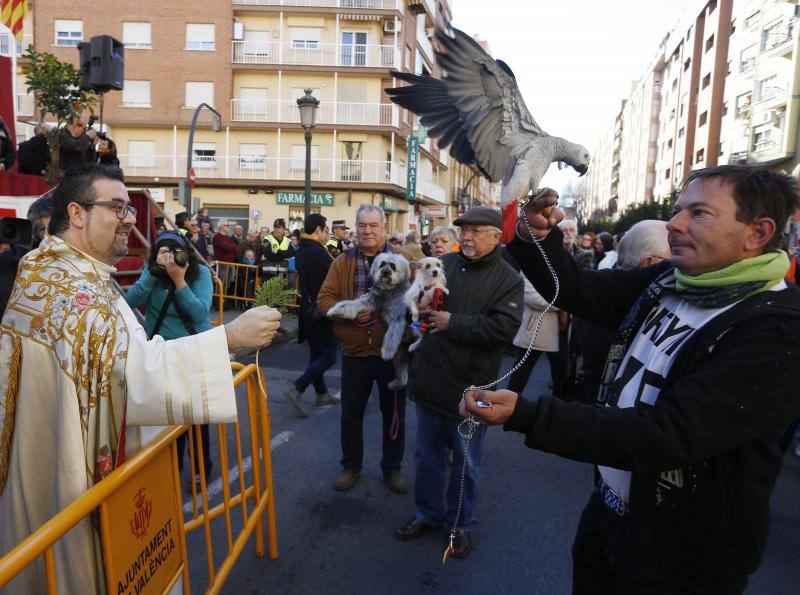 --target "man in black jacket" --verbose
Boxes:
[17,125,49,176]
[283,213,341,416]
[395,206,522,559]
[463,165,800,594]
